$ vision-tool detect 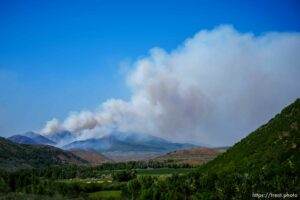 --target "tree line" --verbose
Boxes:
[0,160,190,199]
[122,167,300,199]
[29,160,191,179]
[0,168,127,199]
